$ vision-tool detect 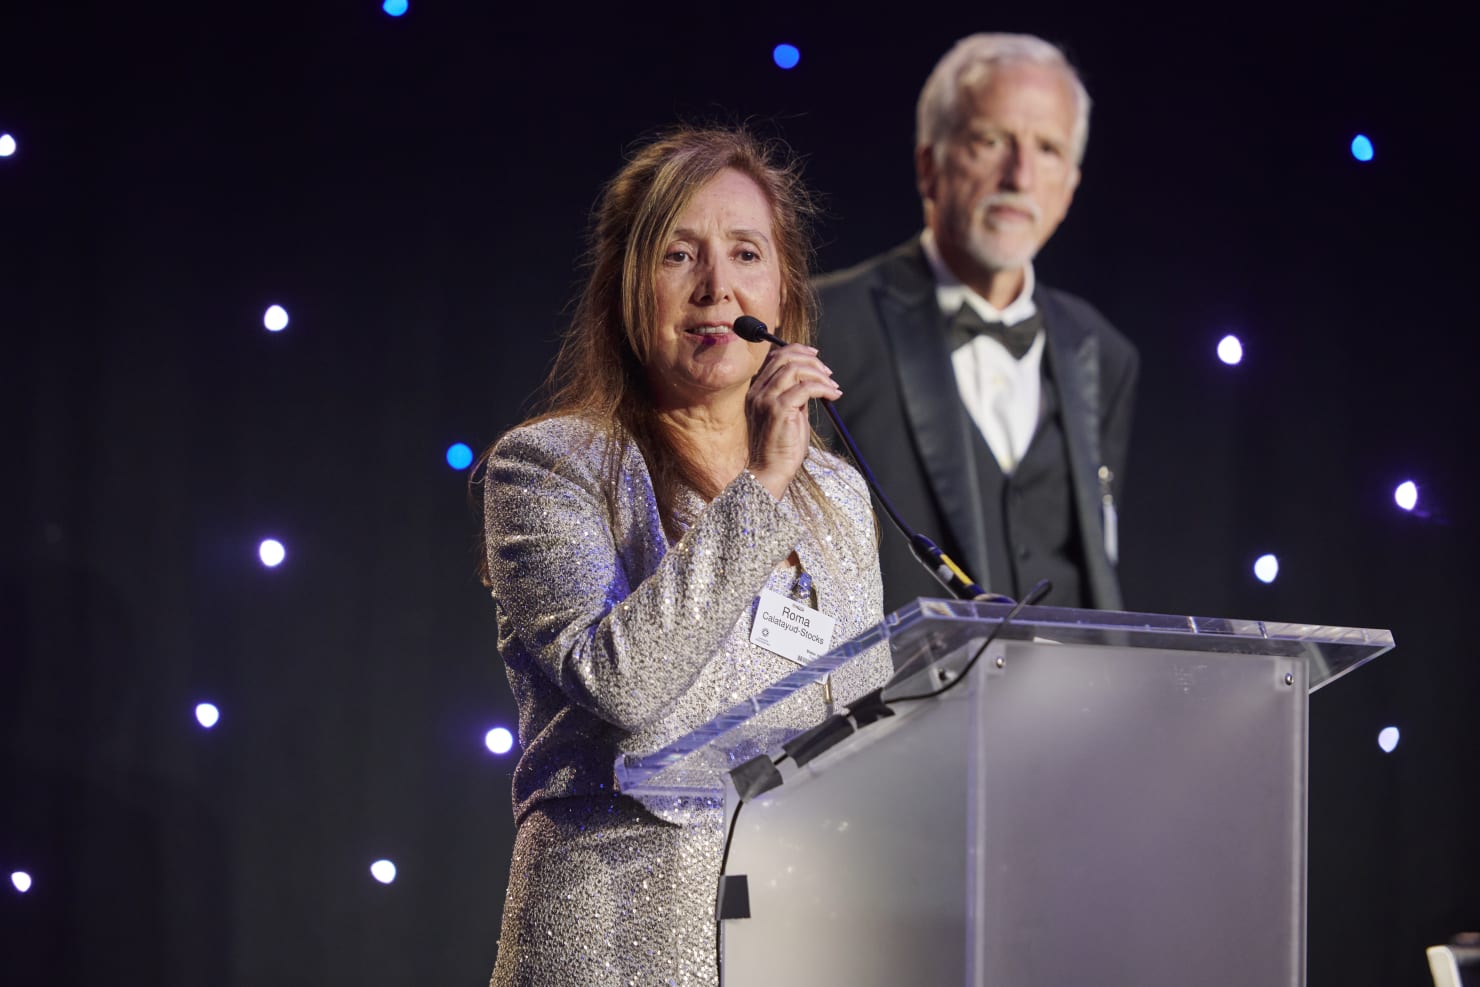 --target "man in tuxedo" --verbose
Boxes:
[817,32,1138,613]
